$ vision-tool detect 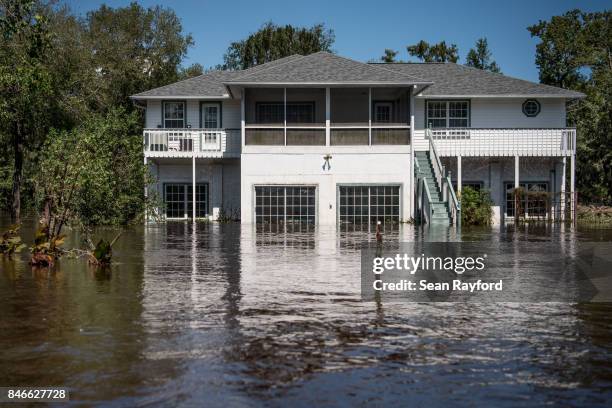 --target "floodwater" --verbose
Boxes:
[1,218,612,407]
